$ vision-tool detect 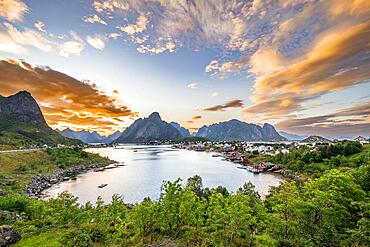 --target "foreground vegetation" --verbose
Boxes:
[0,144,369,246]
[270,141,367,177]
